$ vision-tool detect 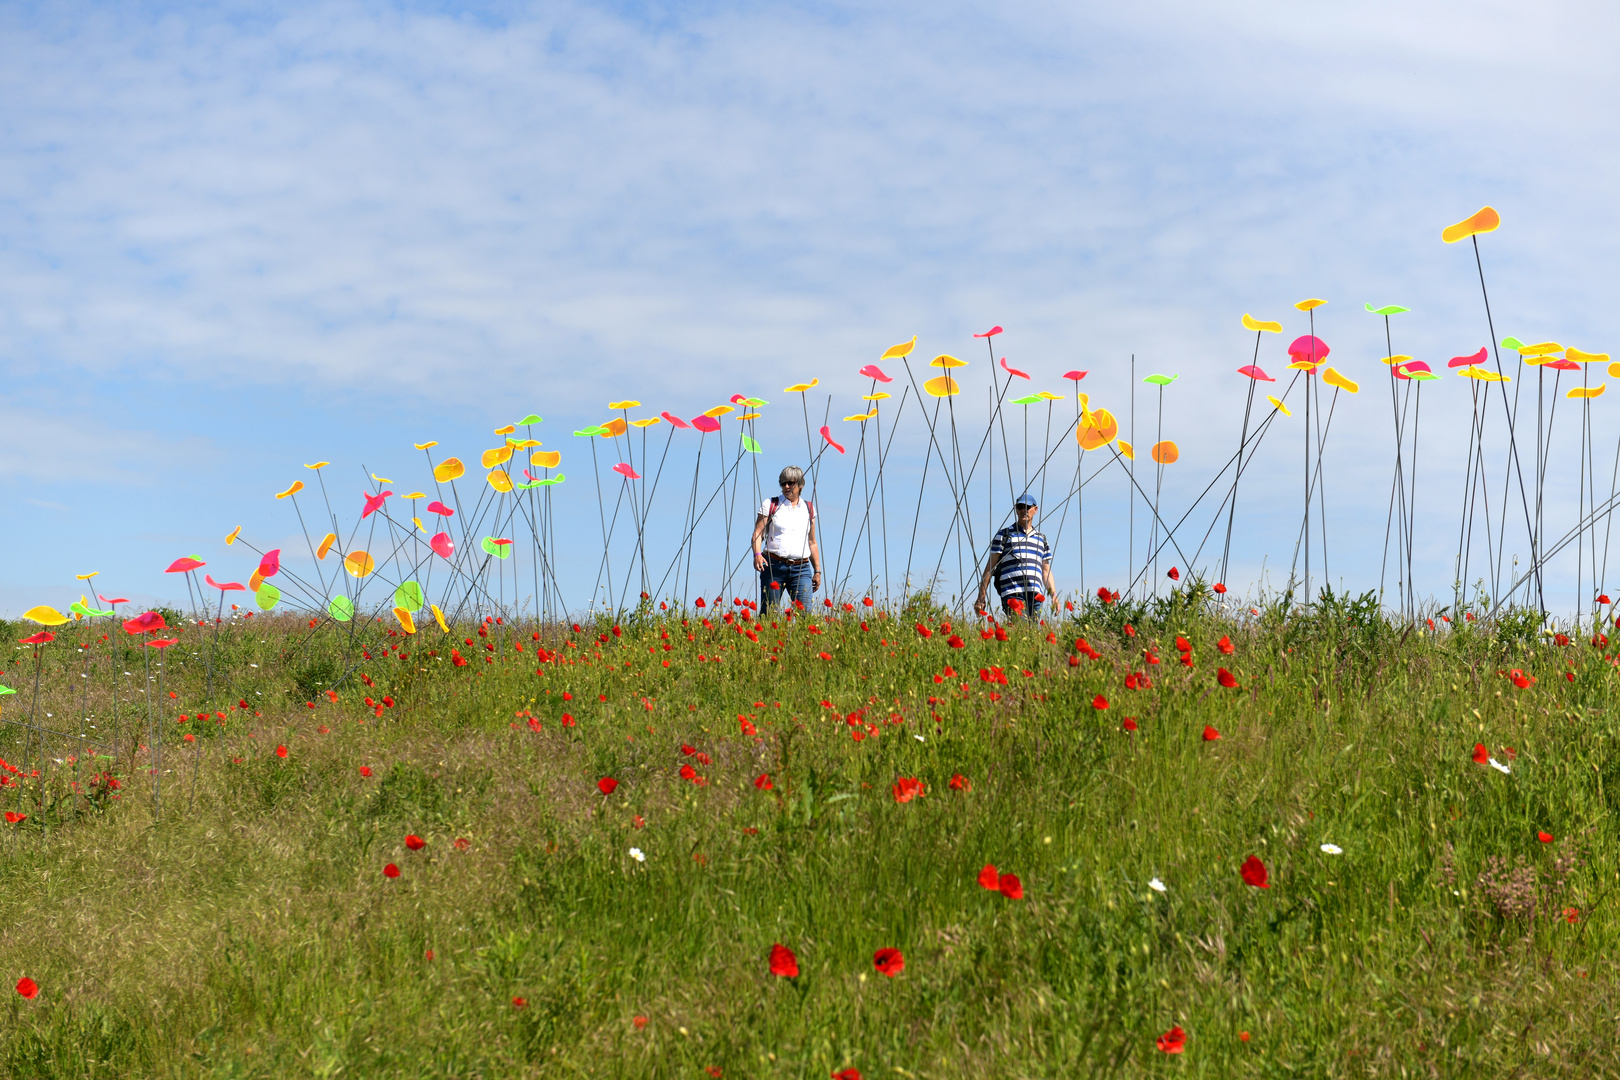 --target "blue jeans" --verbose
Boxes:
[761,558,813,612]
[1000,590,1043,620]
